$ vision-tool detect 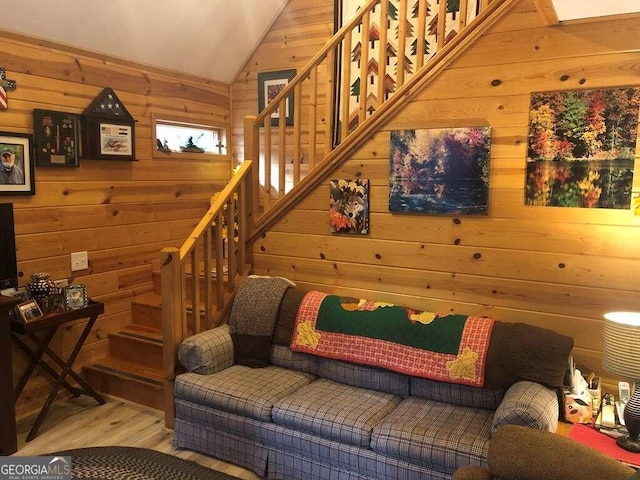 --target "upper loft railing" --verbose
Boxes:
[245,0,502,226]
